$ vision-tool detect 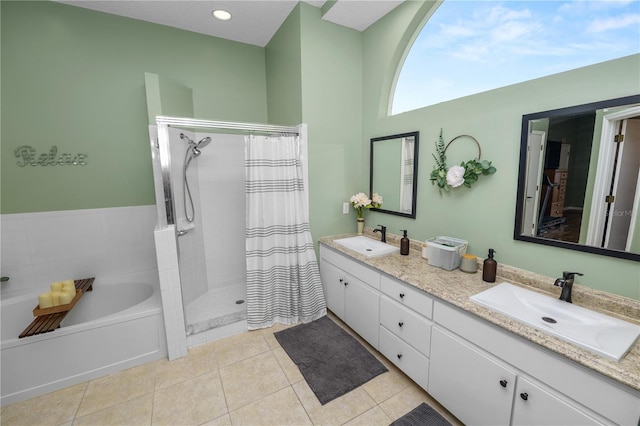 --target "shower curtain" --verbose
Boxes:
[245,134,327,329]
[399,136,415,214]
